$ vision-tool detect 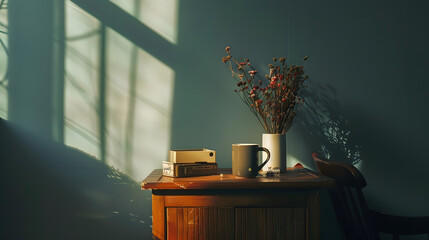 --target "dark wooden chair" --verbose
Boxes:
[312,152,429,240]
